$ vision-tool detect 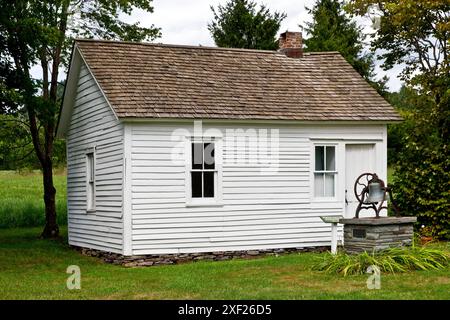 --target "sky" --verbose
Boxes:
[120,0,403,92]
